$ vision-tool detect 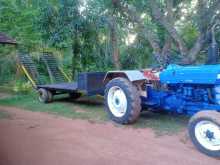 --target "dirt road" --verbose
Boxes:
[0,106,219,165]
